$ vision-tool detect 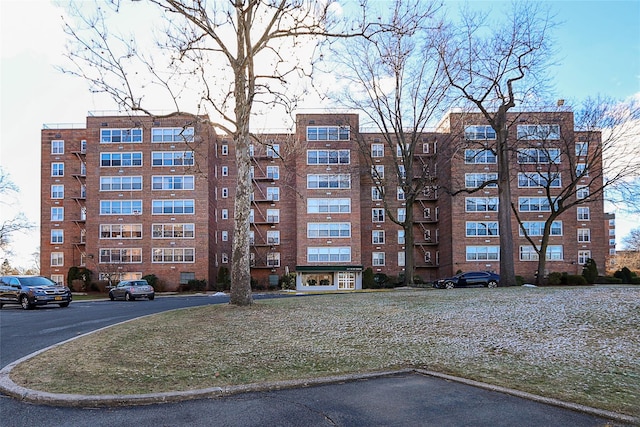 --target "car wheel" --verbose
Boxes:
[20,295,33,310]
[59,302,70,308]
[125,293,134,301]
[109,292,115,301]
[444,281,455,289]
[487,280,498,288]
[148,295,155,301]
